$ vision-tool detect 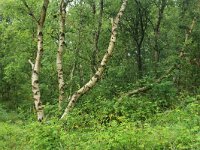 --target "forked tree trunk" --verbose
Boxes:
[61,0,128,119]
[23,0,49,121]
[131,0,149,79]
[57,0,69,110]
